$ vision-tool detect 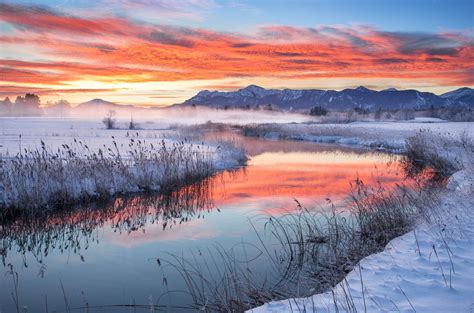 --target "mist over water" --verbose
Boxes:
[44,105,313,125]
